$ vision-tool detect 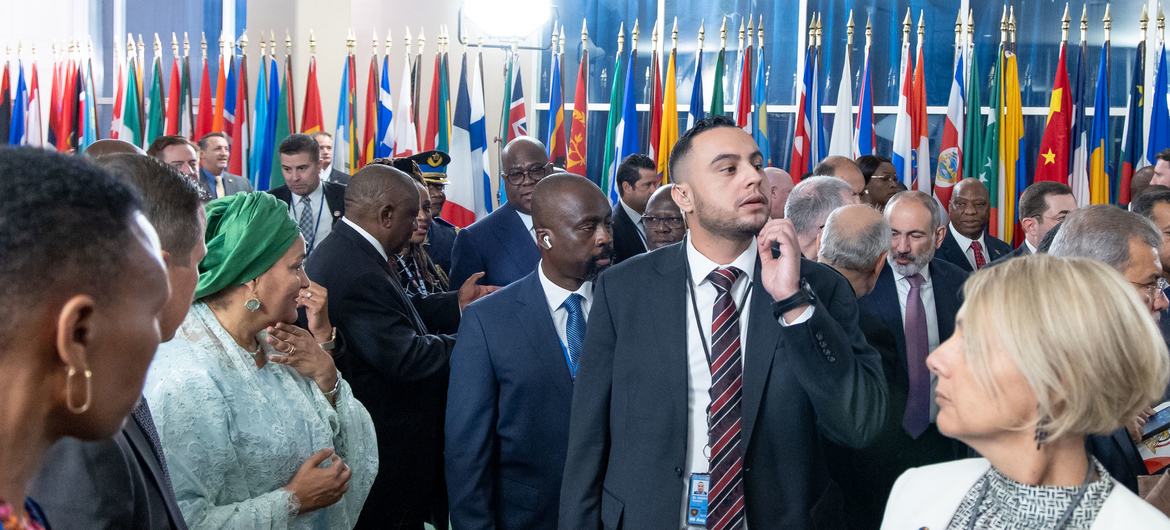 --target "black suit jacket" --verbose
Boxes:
[611,203,646,264]
[29,406,187,530]
[306,221,456,527]
[268,181,346,227]
[559,242,888,529]
[936,226,1013,272]
[327,168,351,186]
